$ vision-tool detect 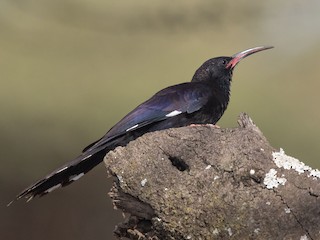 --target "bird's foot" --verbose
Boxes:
[206,124,220,129]
[189,123,220,128]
